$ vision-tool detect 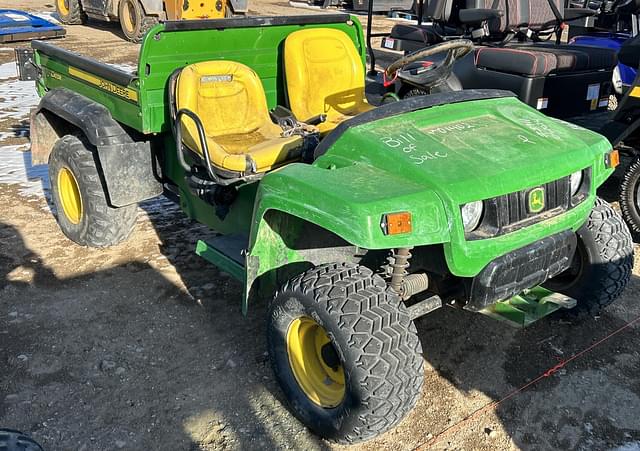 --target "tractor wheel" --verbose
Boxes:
[267,263,424,443]
[48,135,137,248]
[620,156,640,235]
[55,0,86,24]
[118,0,158,43]
[544,197,633,320]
